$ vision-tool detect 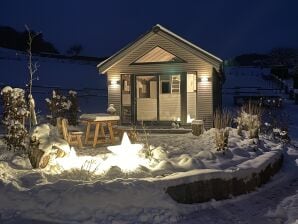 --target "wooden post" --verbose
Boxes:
[107,121,115,144]
[93,122,100,147]
[191,120,204,136]
[85,122,91,144]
